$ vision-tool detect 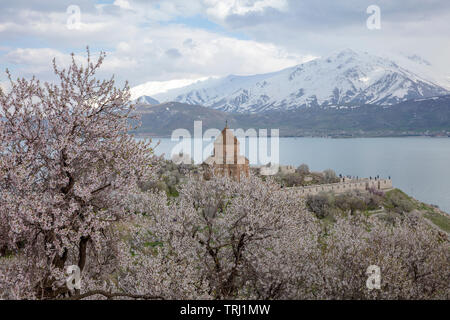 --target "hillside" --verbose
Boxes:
[133,102,232,136]
[133,96,450,137]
